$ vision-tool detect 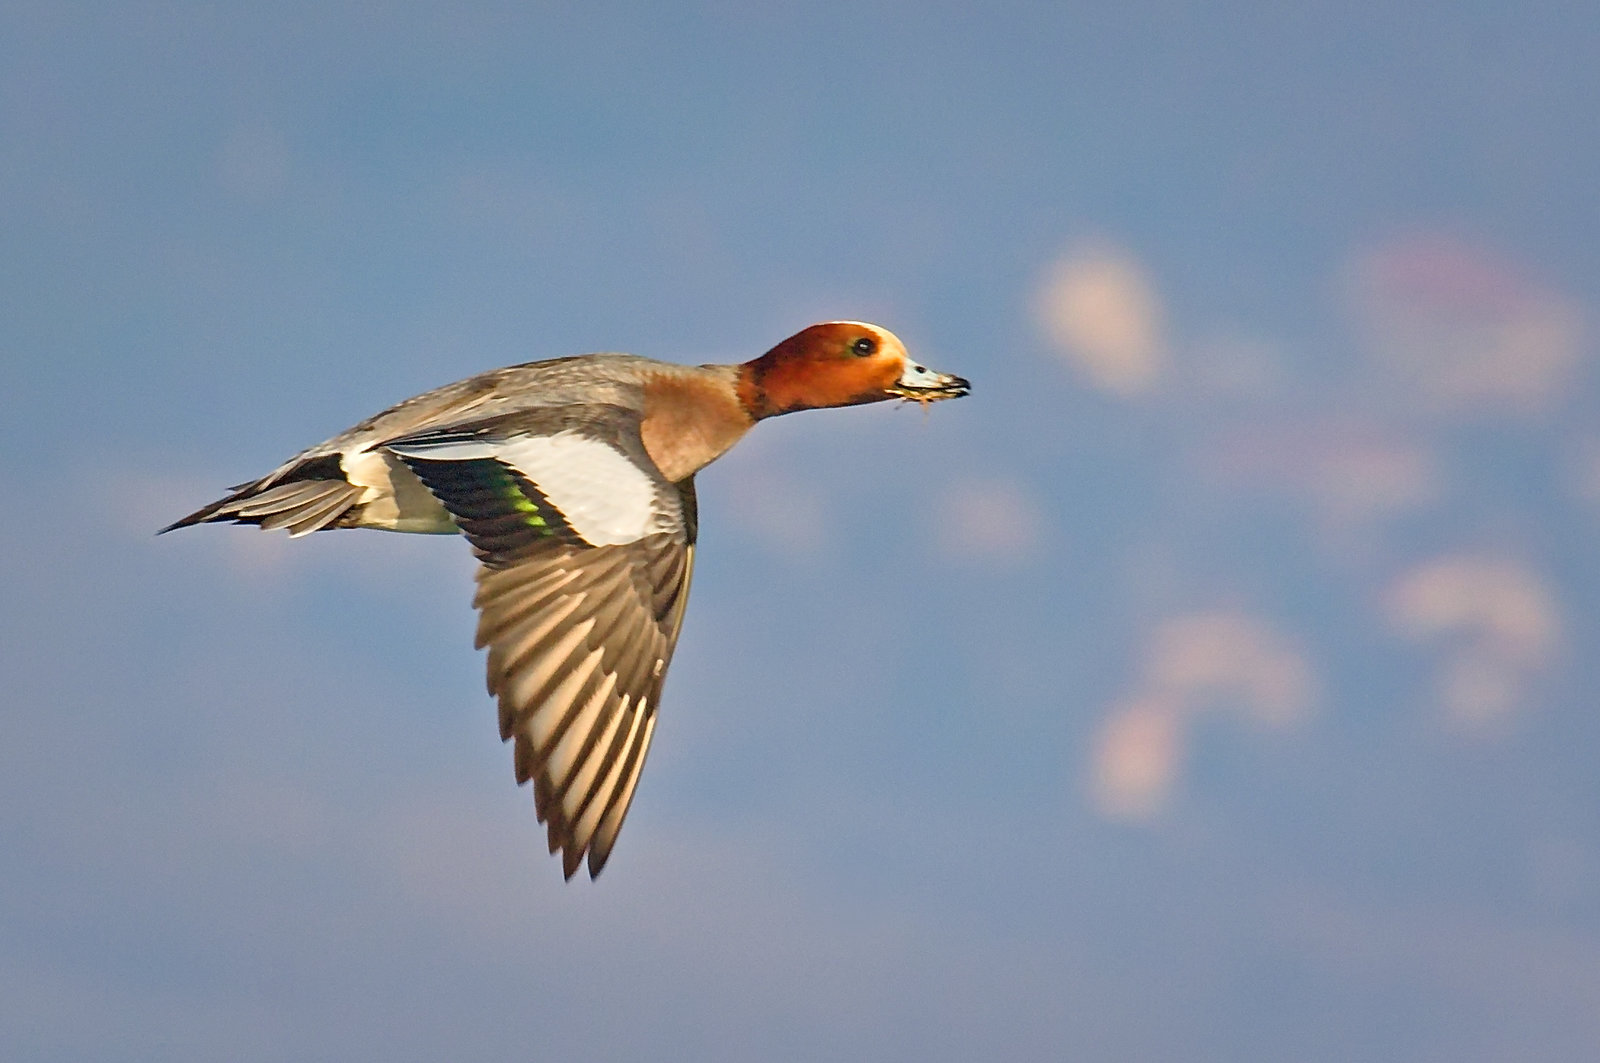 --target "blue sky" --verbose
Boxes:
[5,3,1600,1060]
